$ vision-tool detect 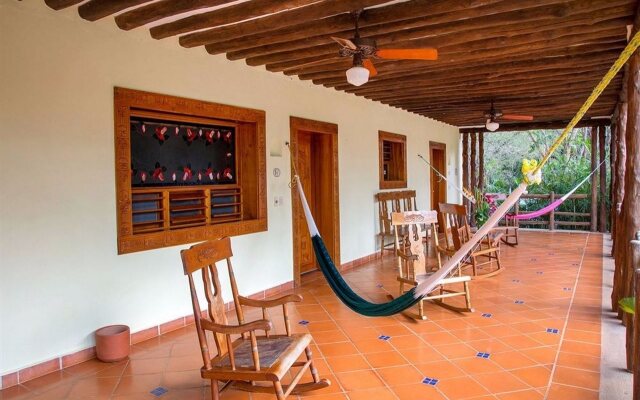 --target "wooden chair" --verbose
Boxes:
[376,190,417,257]
[438,203,504,279]
[392,210,473,320]
[486,193,519,246]
[181,238,330,400]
